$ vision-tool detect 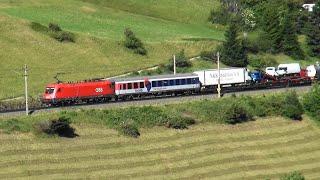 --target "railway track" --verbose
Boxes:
[0,85,312,118]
